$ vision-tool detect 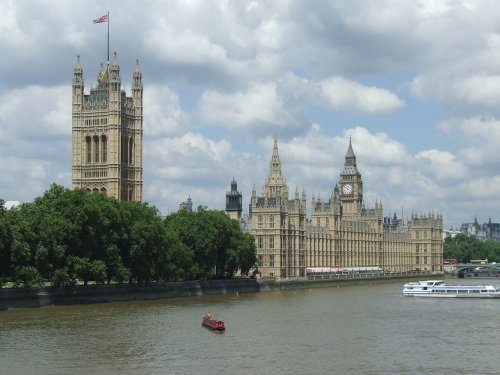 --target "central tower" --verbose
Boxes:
[71,53,143,201]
